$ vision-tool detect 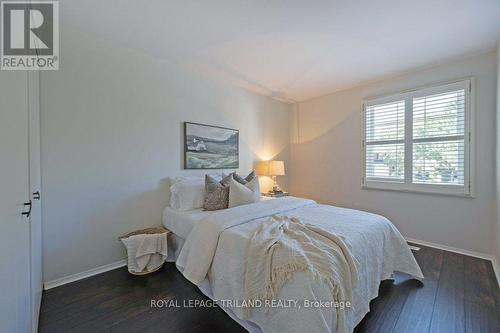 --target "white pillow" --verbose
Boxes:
[169,178,205,211]
[169,177,188,209]
[228,176,261,208]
